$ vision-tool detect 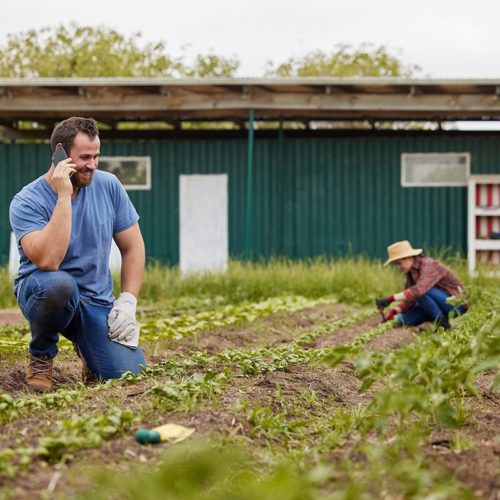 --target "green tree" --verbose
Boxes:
[185,53,240,77]
[0,24,239,78]
[265,43,420,77]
